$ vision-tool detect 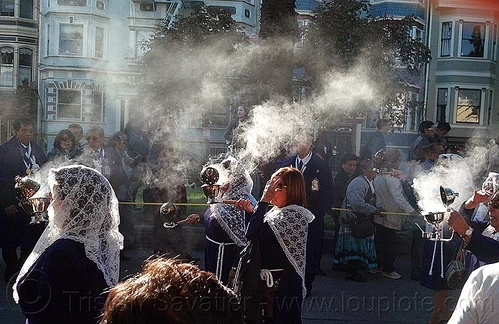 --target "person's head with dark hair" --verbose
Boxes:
[13,118,34,145]
[108,131,127,154]
[269,167,307,208]
[341,154,358,176]
[418,121,435,136]
[101,258,243,324]
[87,126,105,151]
[236,105,248,121]
[53,129,76,153]
[376,119,391,135]
[68,123,83,144]
[435,122,451,138]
